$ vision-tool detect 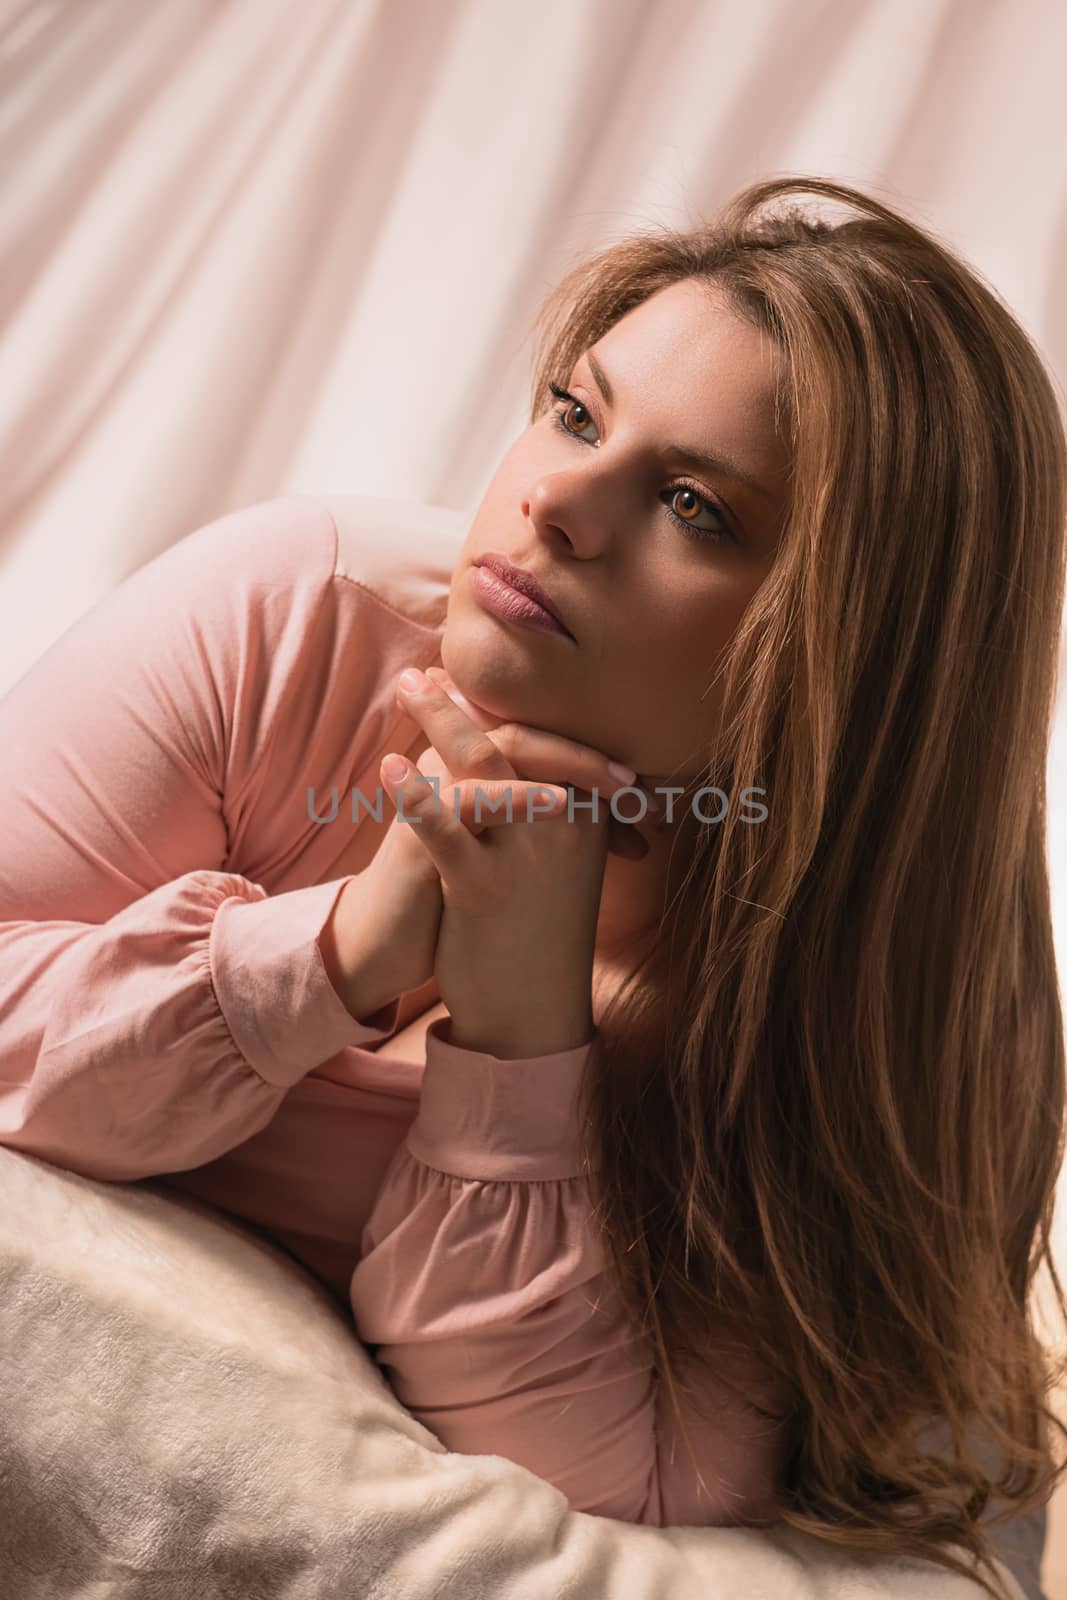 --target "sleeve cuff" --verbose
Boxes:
[404,1015,597,1181]
[209,876,402,1087]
